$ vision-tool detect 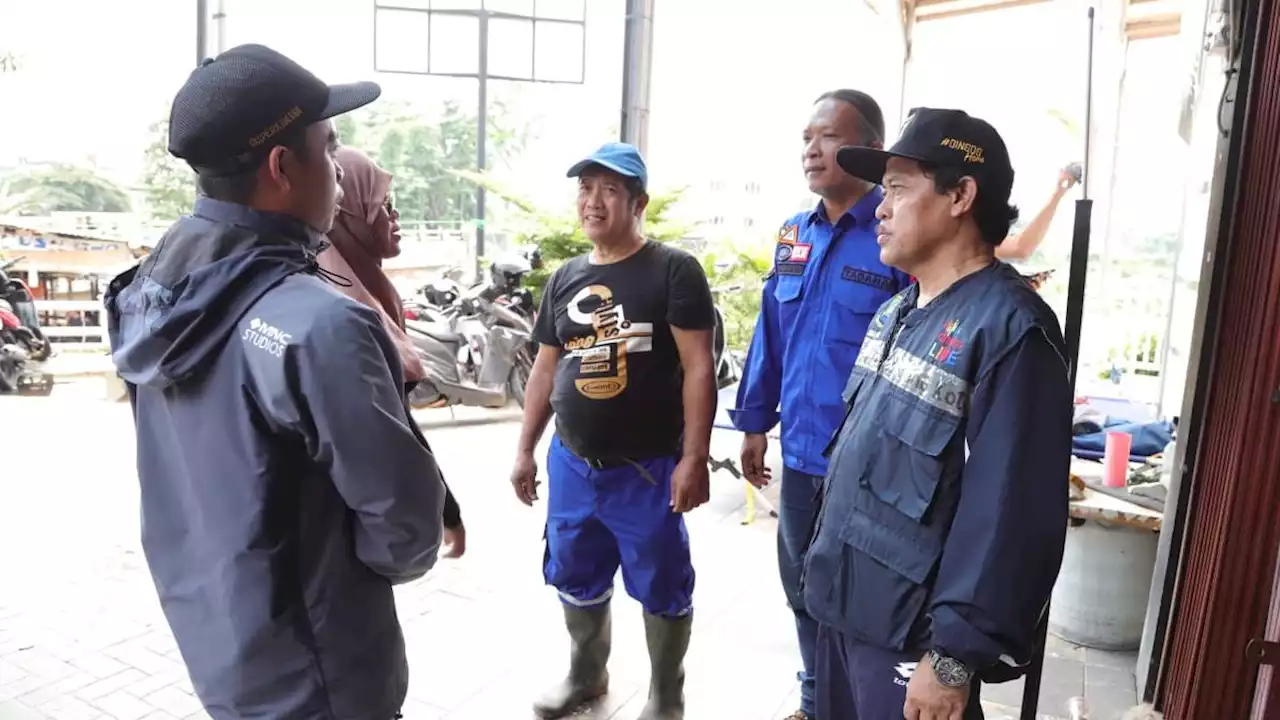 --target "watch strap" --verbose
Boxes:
[929,650,973,687]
